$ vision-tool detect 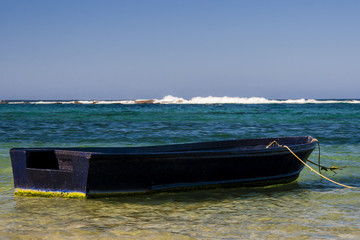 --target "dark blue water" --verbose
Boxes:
[1,103,359,239]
